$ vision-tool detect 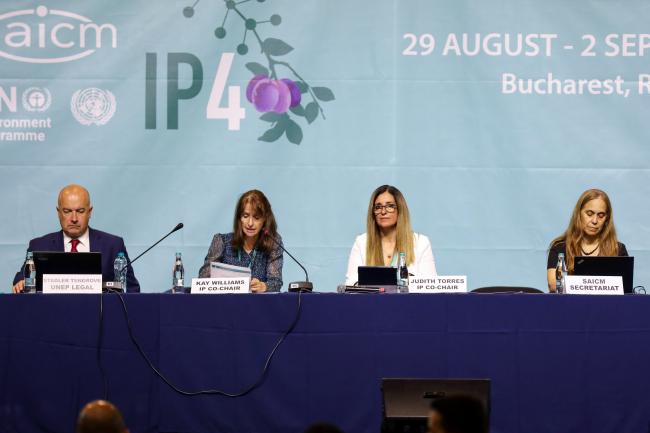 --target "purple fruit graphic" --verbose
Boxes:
[251,79,280,112]
[246,75,267,103]
[281,79,301,108]
[273,79,292,113]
